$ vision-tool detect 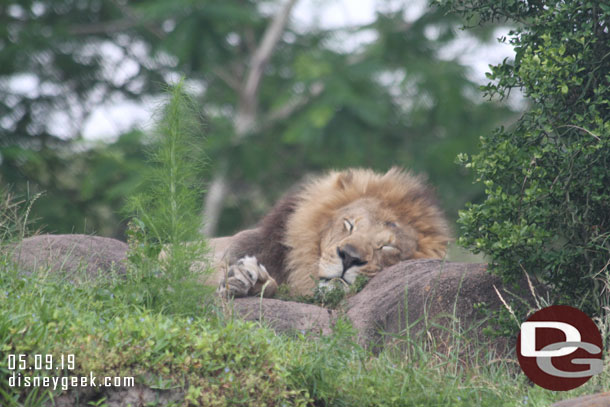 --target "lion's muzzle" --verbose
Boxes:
[336,244,367,274]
